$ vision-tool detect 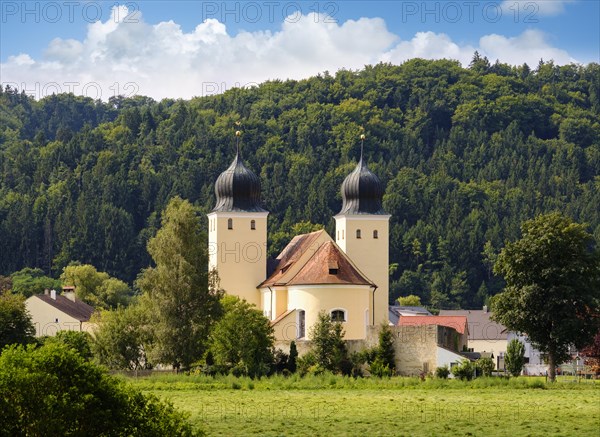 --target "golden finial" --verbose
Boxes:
[360,134,366,140]
[235,130,241,137]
